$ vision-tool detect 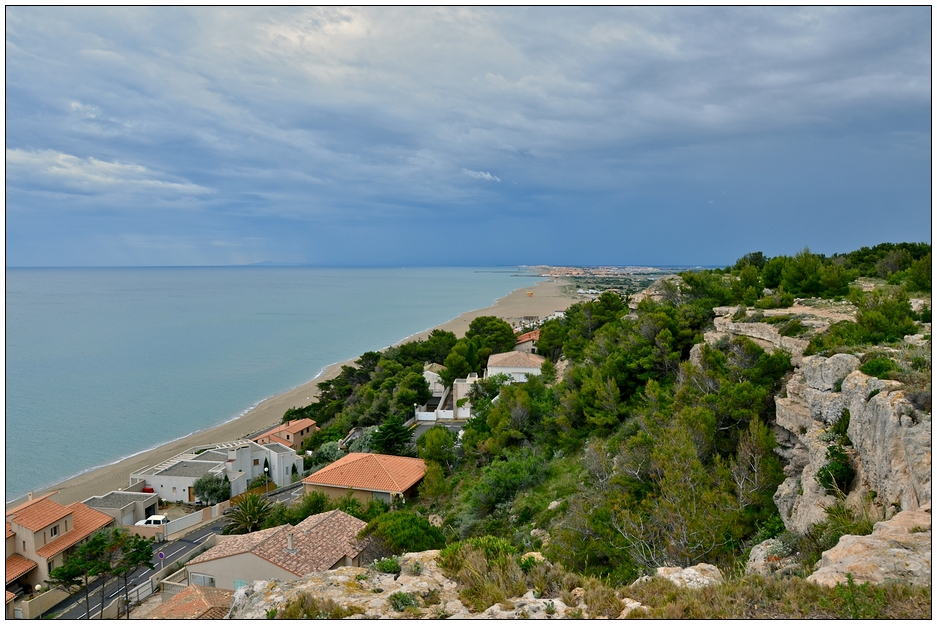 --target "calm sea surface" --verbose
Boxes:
[6,266,535,501]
